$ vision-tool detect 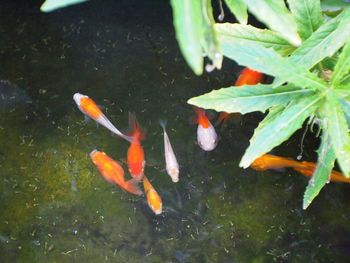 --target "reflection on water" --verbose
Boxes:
[1,0,350,262]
